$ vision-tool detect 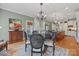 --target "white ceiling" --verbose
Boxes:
[0,3,79,21]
